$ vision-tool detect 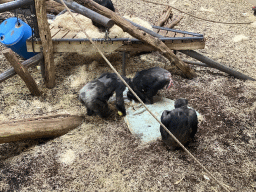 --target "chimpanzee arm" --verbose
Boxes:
[115,84,126,116]
[145,79,169,104]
